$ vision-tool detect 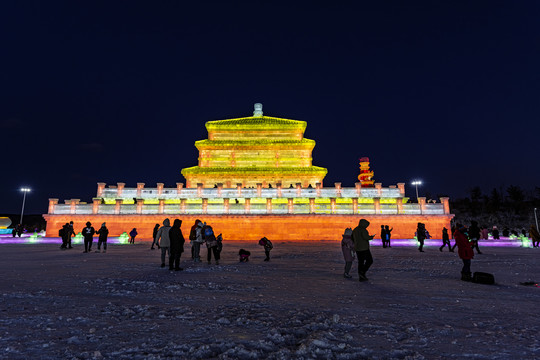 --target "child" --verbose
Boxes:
[259,237,273,261]
[238,249,251,262]
[341,228,354,278]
